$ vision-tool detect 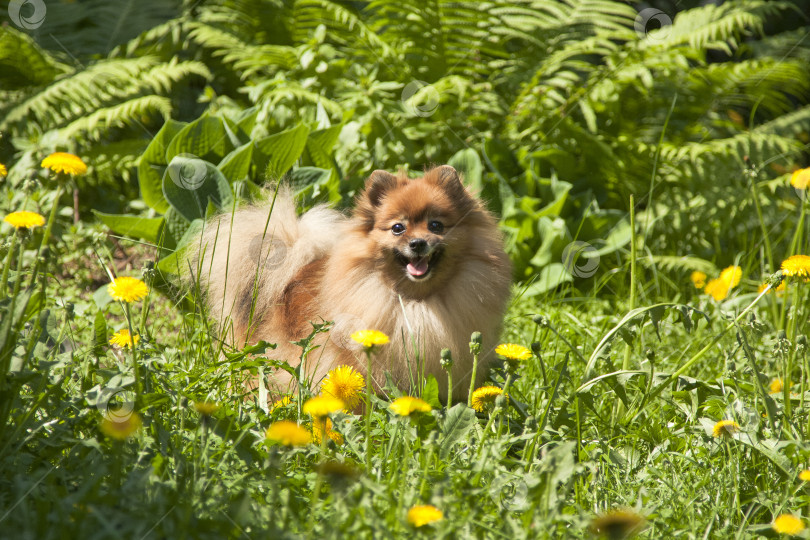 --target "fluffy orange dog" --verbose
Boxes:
[194,165,511,401]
